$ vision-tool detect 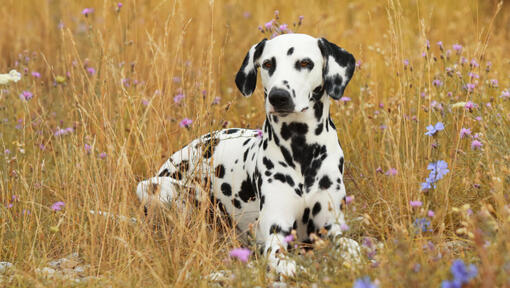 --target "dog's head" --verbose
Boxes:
[235,34,355,115]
